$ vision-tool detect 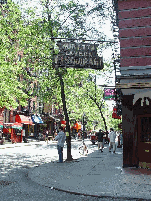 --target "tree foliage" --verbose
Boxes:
[0,0,116,132]
[20,0,115,132]
[0,0,28,108]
